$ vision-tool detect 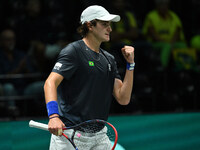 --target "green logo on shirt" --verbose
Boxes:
[88,61,94,66]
